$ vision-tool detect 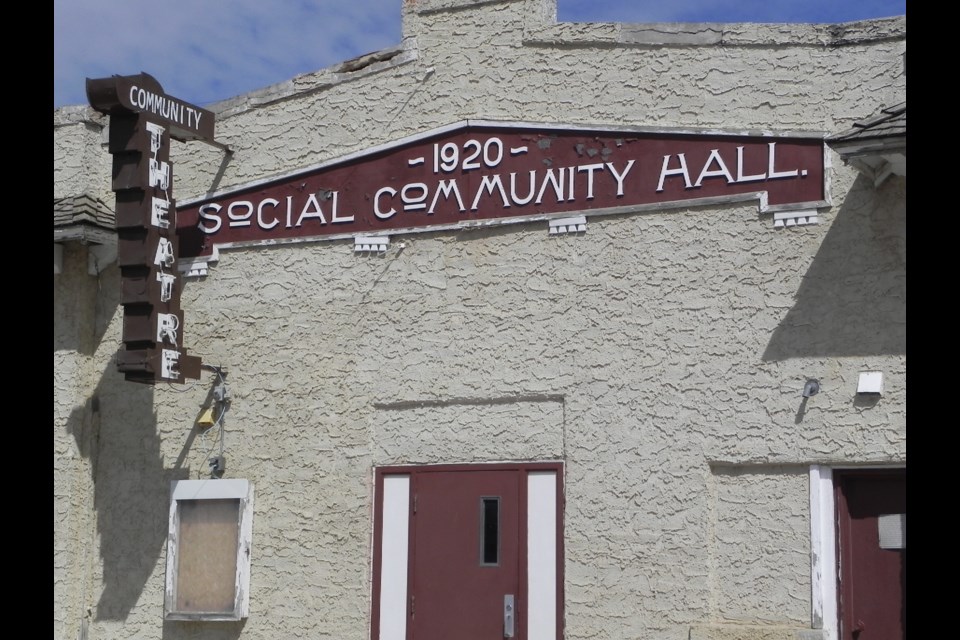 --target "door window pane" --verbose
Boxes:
[480,497,500,566]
